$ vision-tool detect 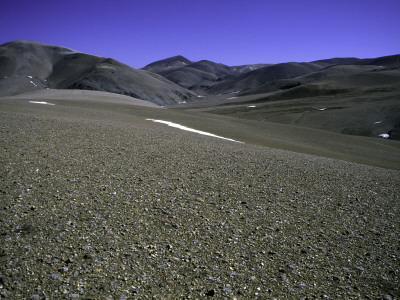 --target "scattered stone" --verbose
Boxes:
[298,282,307,287]
[249,275,257,282]
[83,252,96,259]
[0,276,9,286]
[205,289,215,297]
